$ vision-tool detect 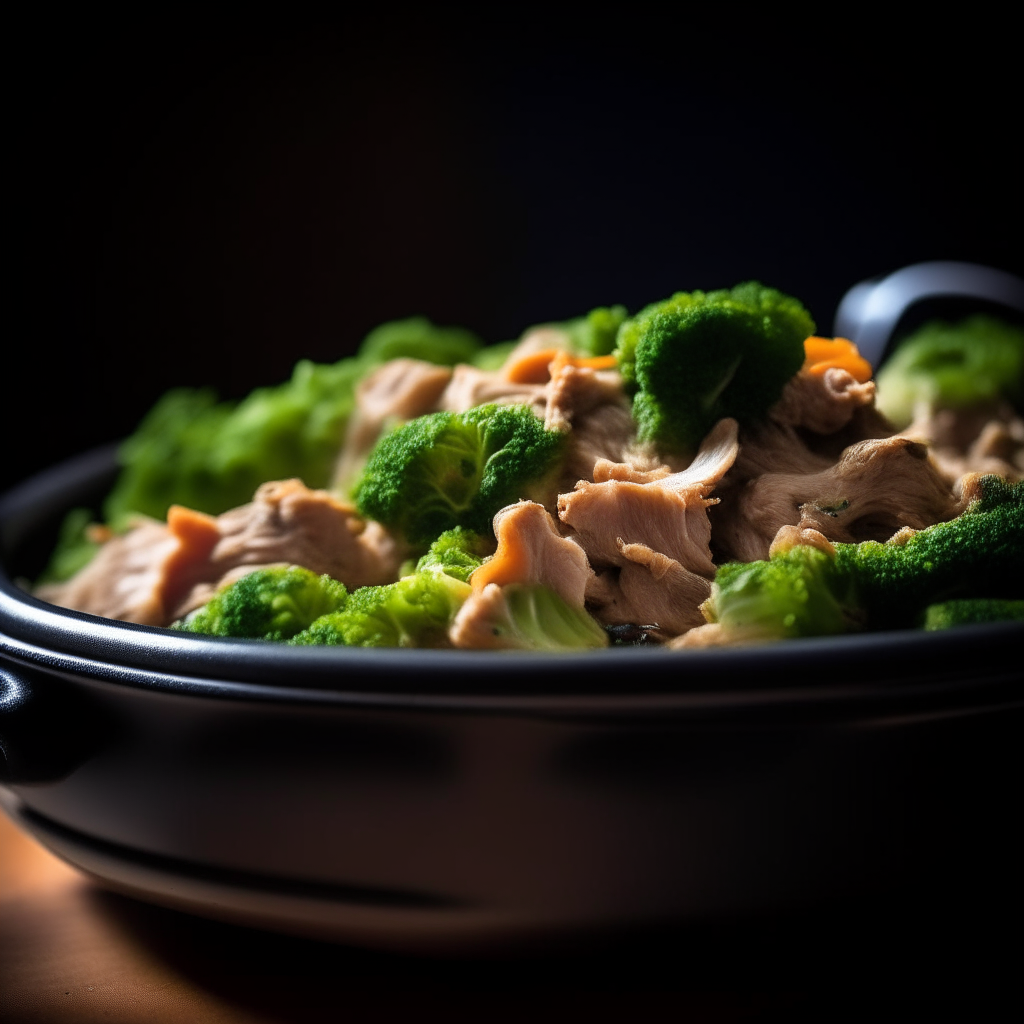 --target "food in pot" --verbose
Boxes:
[36,284,1024,649]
